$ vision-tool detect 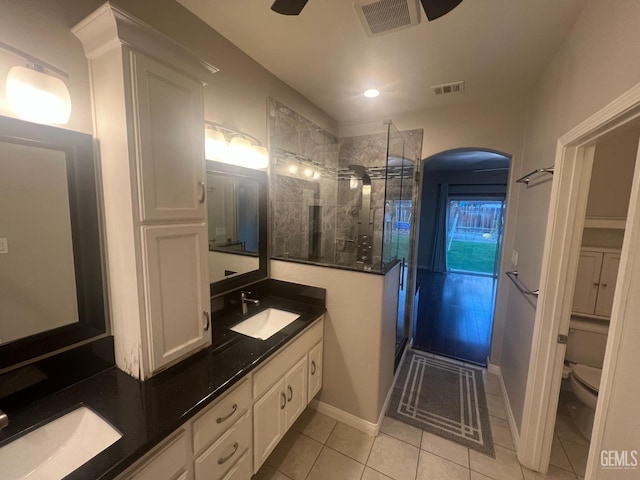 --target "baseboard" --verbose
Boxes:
[309,400,379,436]
[310,343,410,437]
[487,362,520,450]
